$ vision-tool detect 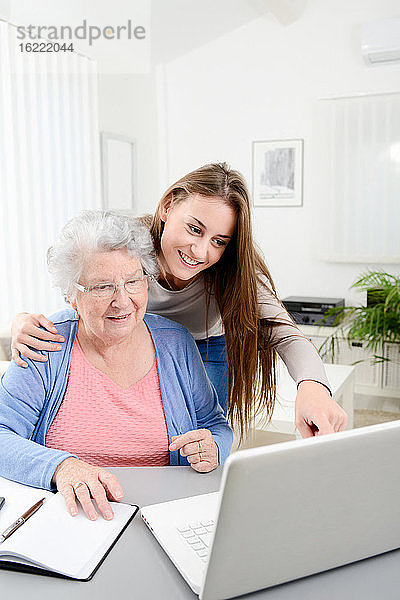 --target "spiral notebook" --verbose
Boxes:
[0,476,138,580]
